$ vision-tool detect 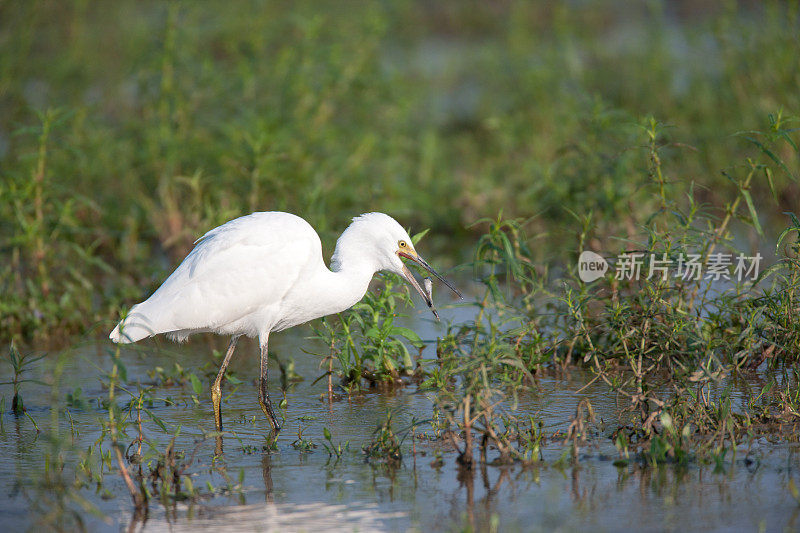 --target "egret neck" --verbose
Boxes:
[311,260,375,319]
[280,233,379,328]
[304,216,390,319]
